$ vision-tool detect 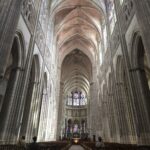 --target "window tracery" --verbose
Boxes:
[67,91,87,106]
[22,0,36,30]
[22,0,32,20]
